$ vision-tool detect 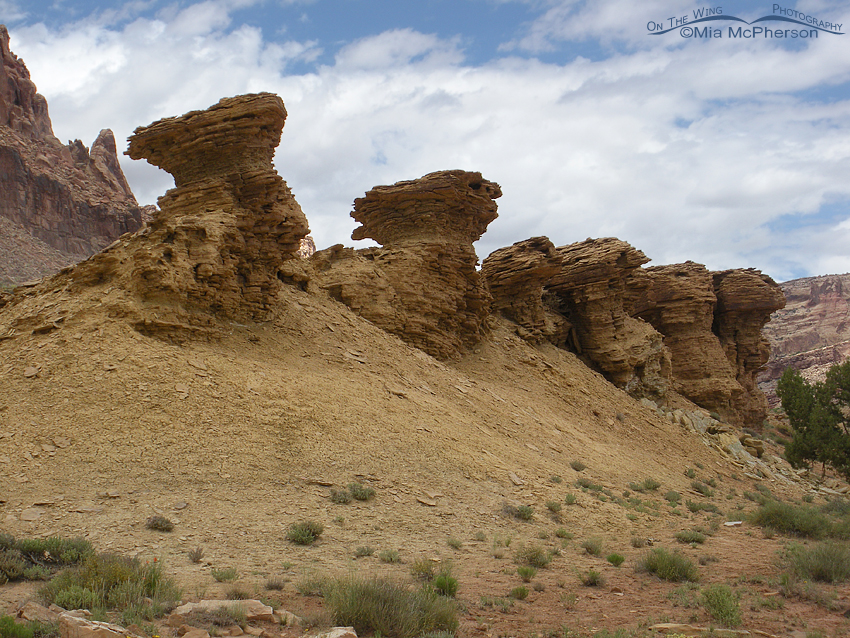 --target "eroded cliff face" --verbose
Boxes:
[545,238,671,399]
[311,170,500,360]
[481,236,562,342]
[625,262,783,428]
[759,274,850,405]
[0,26,142,286]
